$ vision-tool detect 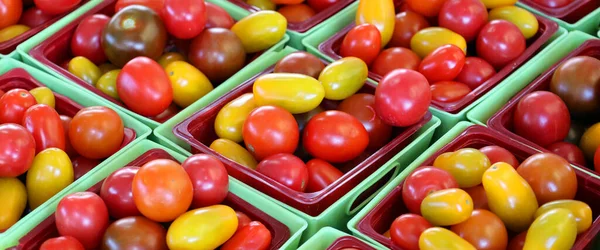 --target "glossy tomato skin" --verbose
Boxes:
[513,91,570,147]
[305,159,344,193]
[182,154,229,208]
[278,4,316,23]
[523,208,577,250]
[463,185,488,209]
[189,28,246,84]
[402,166,459,214]
[438,0,487,42]
[118,57,173,116]
[214,93,256,143]
[253,73,325,114]
[231,11,287,53]
[163,0,206,39]
[115,0,164,15]
[375,69,431,127]
[517,153,578,204]
[388,11,429,48]
[580,123,600,160]
[419,44,466,83]
[454,57,496,90]
[476,20,526,69]
[508,232,527,250]
[59,115,77,157]
[390,214,432,250]
[371,47,421,77]
[550,56,600,118]
[535,200,592,233]
[274,51,325,79]
[72,156,100,180]
[236,211,252,232]
[26,148,74,209]
[430,81,471,103]
[0,177,26,231]
[221,221,272,250]
[546,142,587,166]
[595,147,600,172]
[256,153,309,192]
[479,145,519,168]
[0,24,30,42]
[205,2,234,29]
[307,0,339,12]
[210,138,258,169]
[0,88,37,124]
[338,93,393,149]
[340,24,381,65]
[243,106,299,160]
[167,205,238,249]
[356,0,395,46]
[406,0,444,17]
[22,104,65,153]
[318,57,368,101]
[0,0,21,29]
[70,14,110,65]
[56,192,109,249]
[69,106,124,159]
[19,7,55,28]
[421,188,473,226]
[489,6,539,40]
[0,124,35,177]
[100,166,141,219]
[101,216,168,250]
[40,236,85,250]
[34,0,80,15]
[450,209,508,250]
[411,27,467,58]
[419,227,477,250]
